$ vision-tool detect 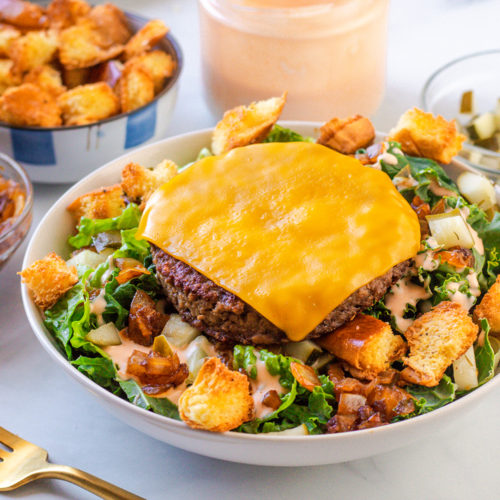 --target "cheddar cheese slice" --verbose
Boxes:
[137,142,420,341]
